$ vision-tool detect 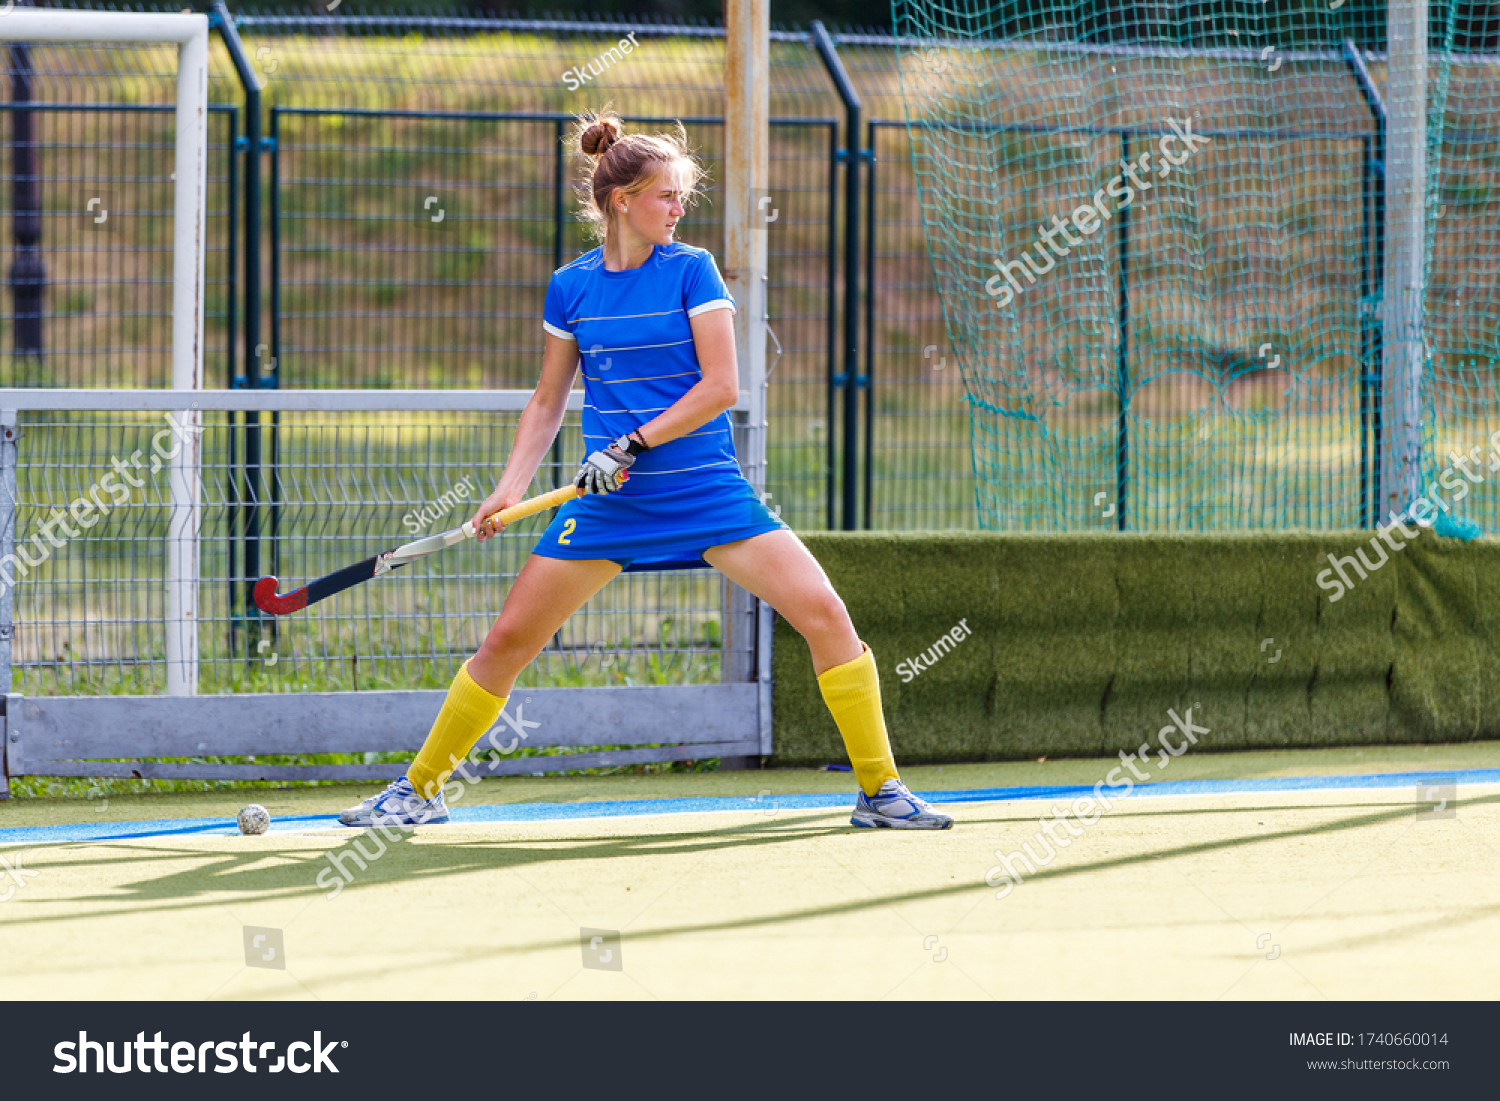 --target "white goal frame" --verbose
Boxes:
[0,11,209,695]
[1381,1,1428,520]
